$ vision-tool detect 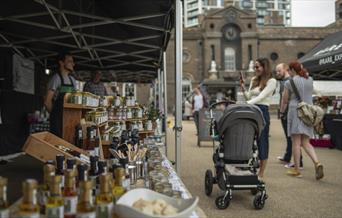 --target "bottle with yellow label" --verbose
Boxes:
[77,180,96,218]
[63,170,77,218]
[18,179,40,218]
[96,173,114,218]
[45,175,64,218]
[38,162,55,214]
[112,167,126,203]
[0,177,9,218]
